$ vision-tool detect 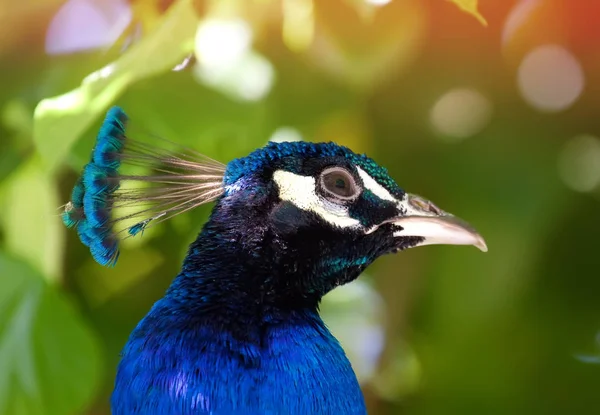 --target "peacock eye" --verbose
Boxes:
[319,167,360,201]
